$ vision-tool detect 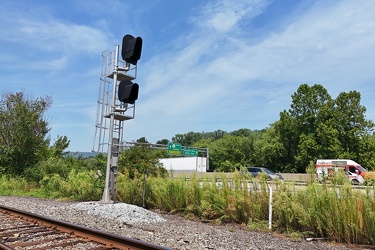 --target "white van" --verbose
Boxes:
[316,159,367,185]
